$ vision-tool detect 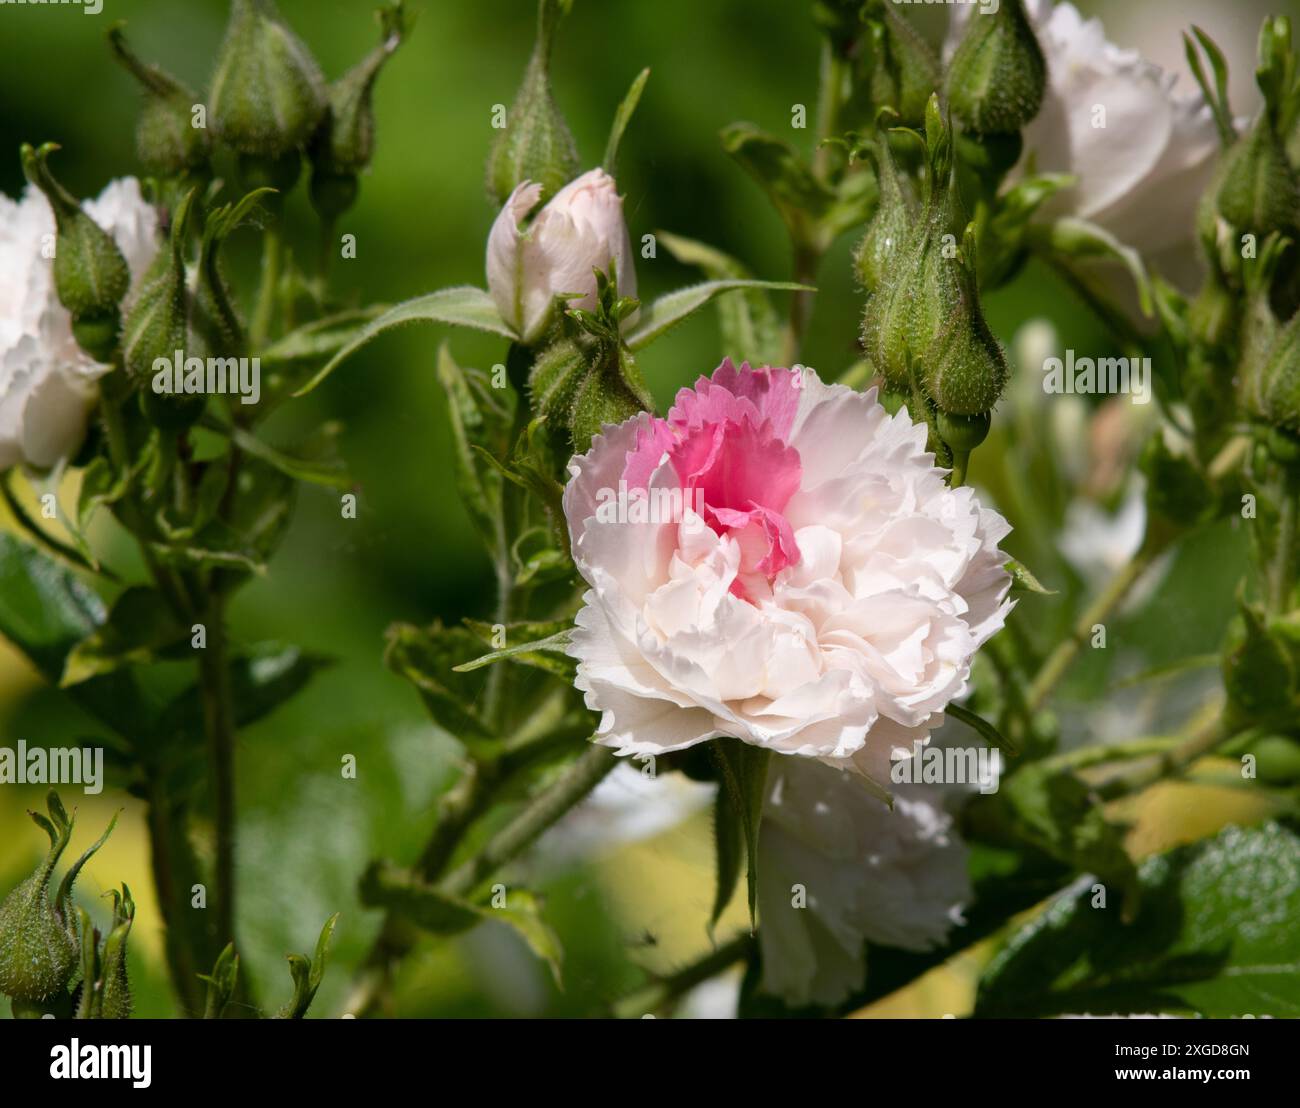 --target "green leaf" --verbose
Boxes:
[199,943,239,1019]
[0,533,106,681]
[946,702,1019,758]
[1006,558,1056,596]
[76,456,131,532]
[457,619,573,679]
[1000,762,1139,914]
[603,67,650,172]
[438,343,516,559]
[360,862,563,986]
[656,231,783,364]
[259,306,390,365]
[384,621,493,739]
[976,823,1300,1018]
[224,422,353,490]
[1035,216,1154,318]
[709,739,771,930]
[720,123,833,241]
[60,586,190,687]
[153,642,332,740]
[295,287,514,397]
[625,279,810,351]
[709,783,743,934]
[277,912,340,1019]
